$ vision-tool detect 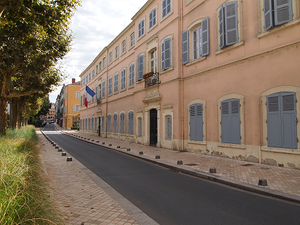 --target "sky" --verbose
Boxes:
[49,0,148,103]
